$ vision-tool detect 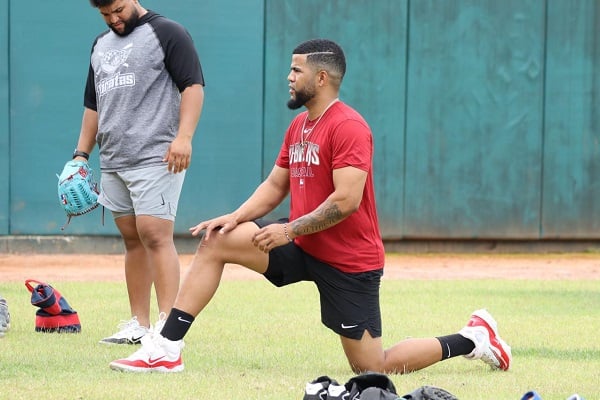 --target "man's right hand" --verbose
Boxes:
[189,213,239,240]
